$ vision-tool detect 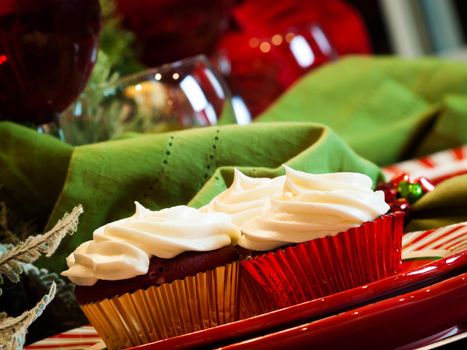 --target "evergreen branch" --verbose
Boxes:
[0,282,56,350]
[98,0,144,75]
[0,206,83,285]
